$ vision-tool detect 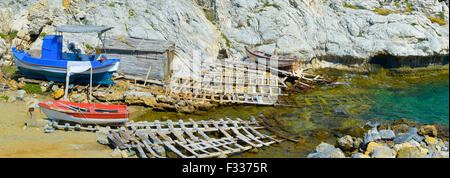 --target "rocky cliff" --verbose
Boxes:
[1,0,449,72]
